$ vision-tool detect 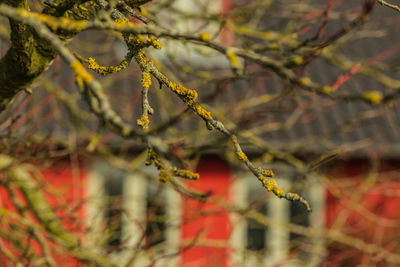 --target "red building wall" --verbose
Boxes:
[325,160,400,265]
[0,164,86,267]
[2,157,400,266]
[182,156,233,267]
